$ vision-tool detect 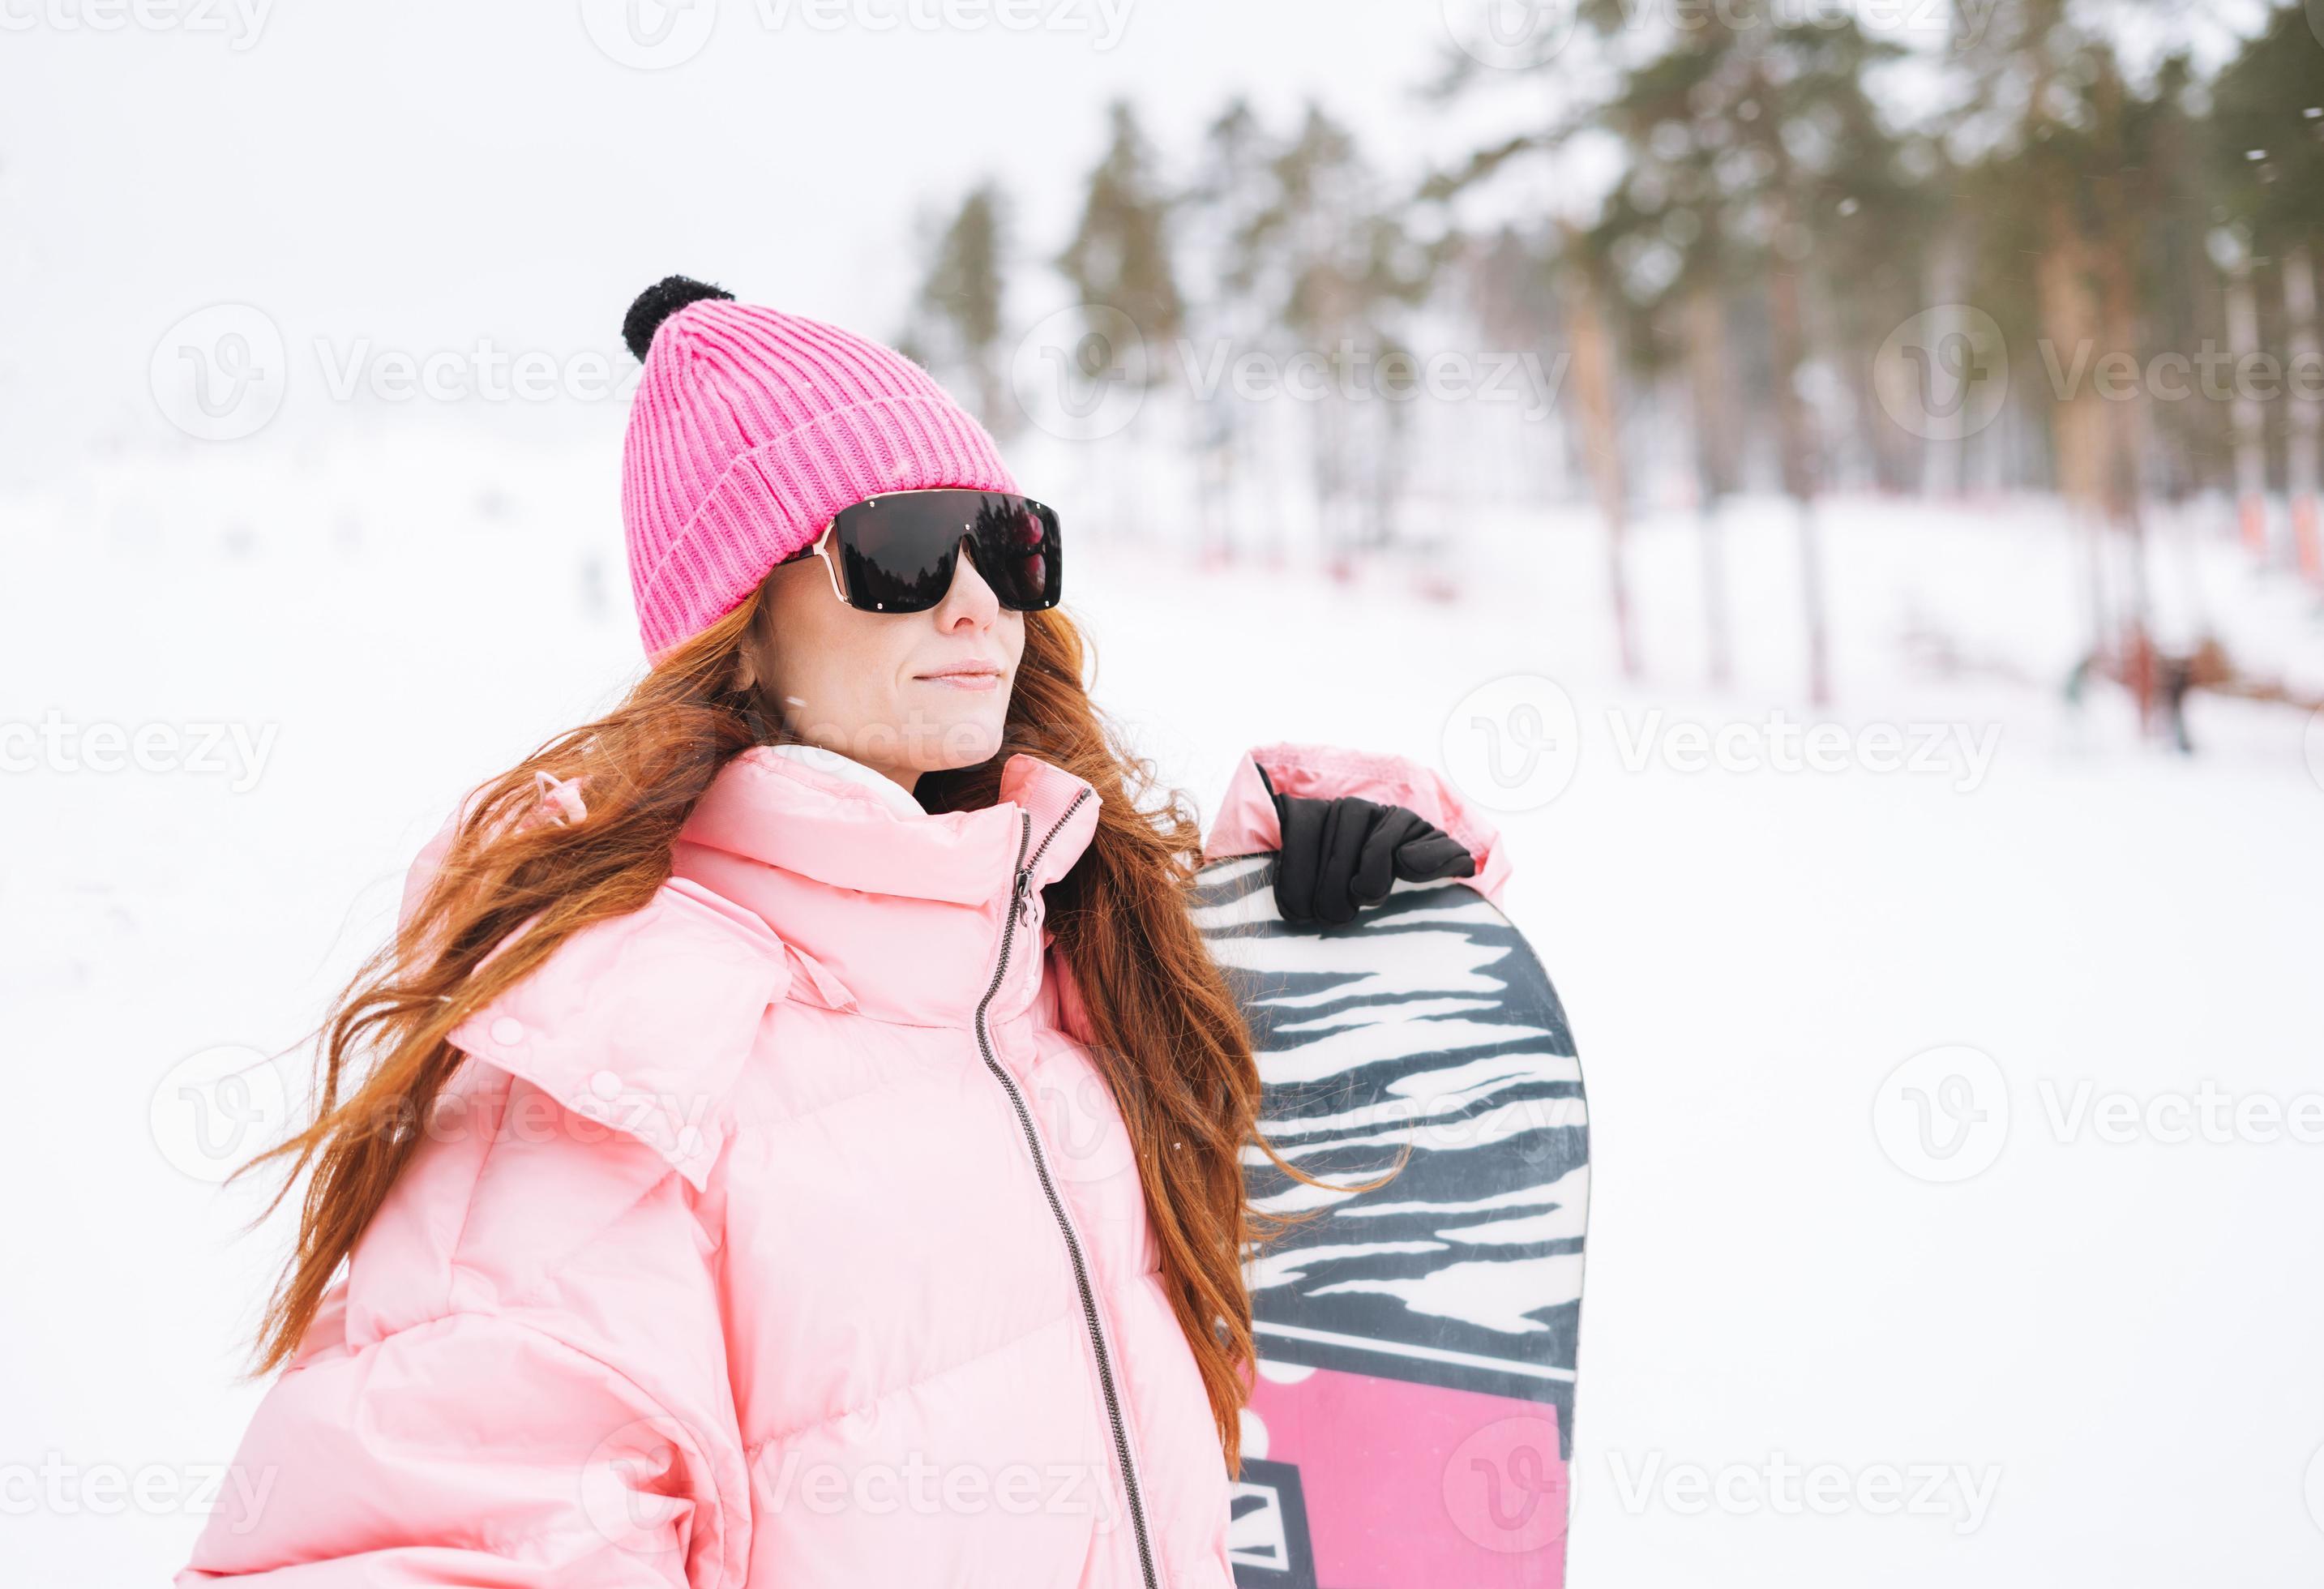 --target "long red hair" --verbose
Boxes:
[239,577,1396,1476]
